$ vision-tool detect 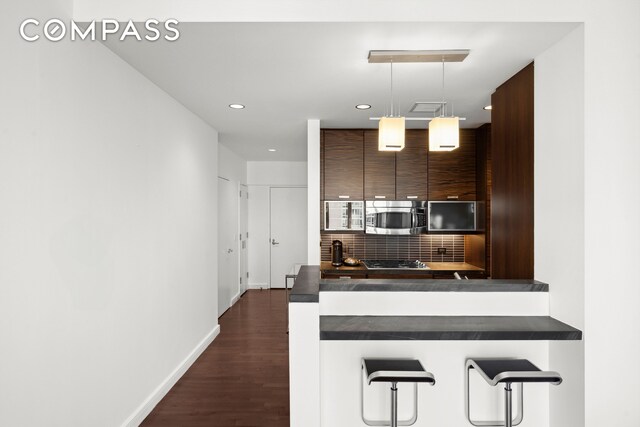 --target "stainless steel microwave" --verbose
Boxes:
[324,201,364,231]
[365,201,428,235]
[428,201,476,231]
